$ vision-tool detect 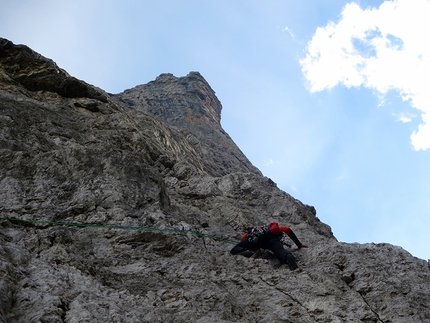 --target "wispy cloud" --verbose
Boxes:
[336,168,349,182]
[283,26,295,39]
[265,158,274,167]
[300,0,430,151]
[392,112,416,123]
